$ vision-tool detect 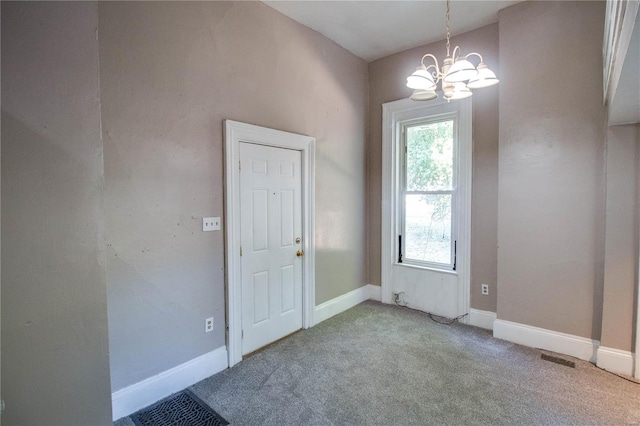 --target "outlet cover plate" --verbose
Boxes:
[481,284,489,295]
[203,217,221,232]
[205,317,214,332]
